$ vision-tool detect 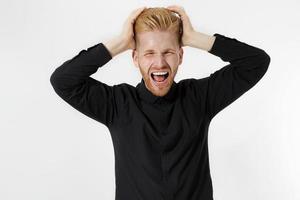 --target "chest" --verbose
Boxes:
[113,97,208,151]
